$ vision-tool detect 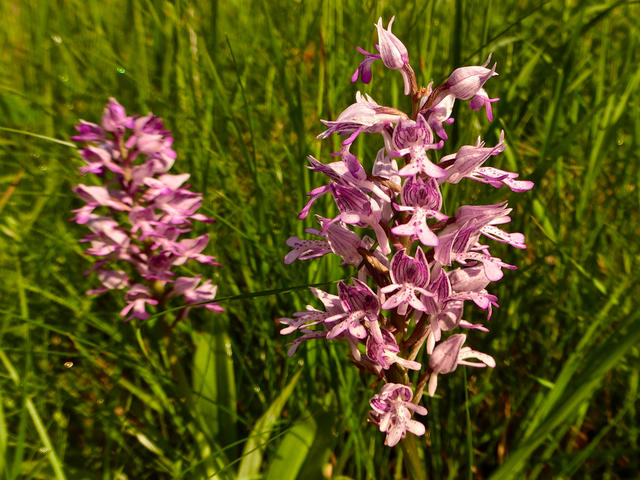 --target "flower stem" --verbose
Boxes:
[400,433,427,480]
[159,316,194,410]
